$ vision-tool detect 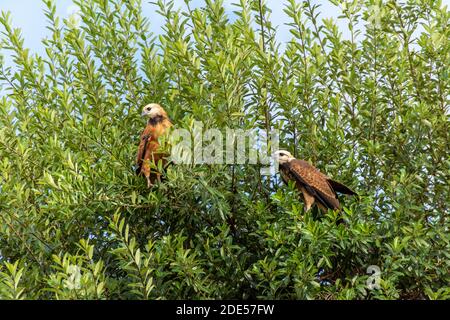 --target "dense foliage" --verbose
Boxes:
[0,0,449,299]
